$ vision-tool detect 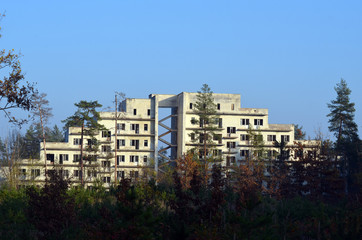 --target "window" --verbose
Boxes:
[102,130,111,138]
[73,154,81,162]
[61,170,69,178]
[231,104,235,110]
[102,145,111,153]
[227,127,236,134]
[281,135,290,142]
[144,124,148,131]
[144,140,148,147]
[103,177,111,183]
[254,119,264,126]
[131,124,139,133]
[117,123,126,130]
[226,156,236,166]
[102,161,111,168]
[133,109,137,115]
[87,170,97,178]
[147,109,151,116]
[267,135,276,142]
[117,139,125,148]
[218,118,223,128]
[240,150,250,157]
[46,154,55,162]
[60,154,68,161]
[143,155,148,163]
[117,155,125,165]
[213,149,222,156]
[241,119,250,126]
[130,155,139,163]
[31,169,40,179]
[217,103,220,110]
[117,171,125,179]
[74,170,81,180]
[227,142,236,148]
[73,138,82,145]
[130,171,139,178]
[190,133,195,141]
[130,140,140,149]
[240,134,249,141]
[190,103,193,109]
